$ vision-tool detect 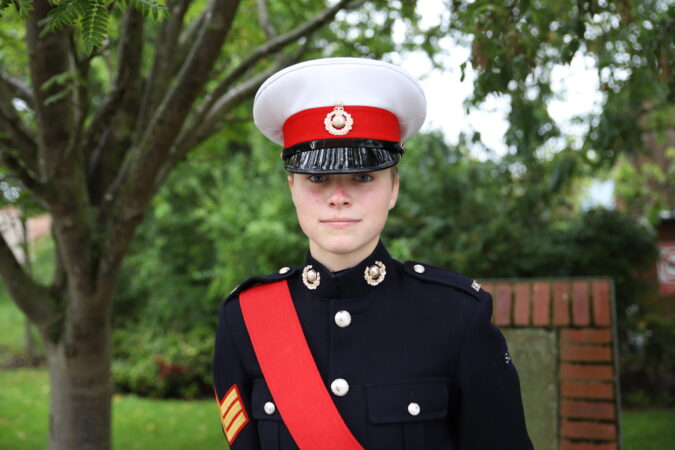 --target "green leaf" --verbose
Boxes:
[44,85,74,105]
[41,71,73,91]
[0,0,33,17]
[118,0,168,21]
[80,0,109,55]
[40,0,88,34]
[41,71,77,105]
